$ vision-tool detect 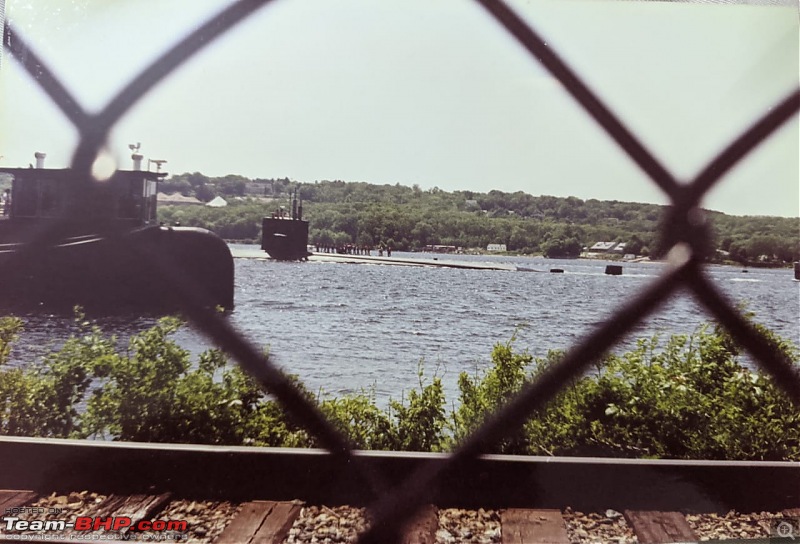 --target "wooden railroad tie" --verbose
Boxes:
[0,490,38,513]
[624,510,697,544]
[93,492,172,522]
[501,508,570,544]
[215,500,303,544]
[401,504,438,544]
[60,493,173,544]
